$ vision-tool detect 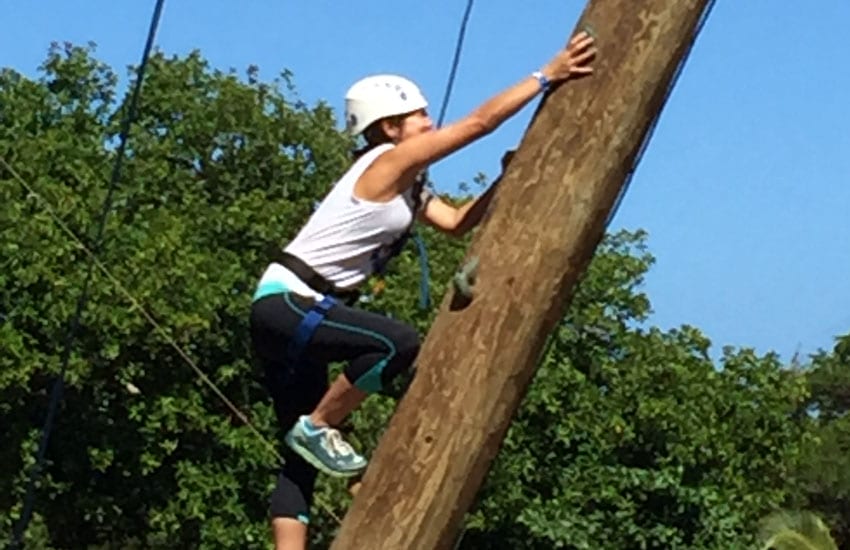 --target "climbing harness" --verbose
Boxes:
[368,172,432,310]
[278,175,430,371]
[273,251,359,369]
[7,0,487,540]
